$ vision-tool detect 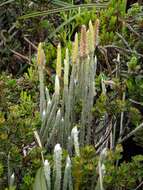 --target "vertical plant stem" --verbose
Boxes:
[119,92,126,137]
